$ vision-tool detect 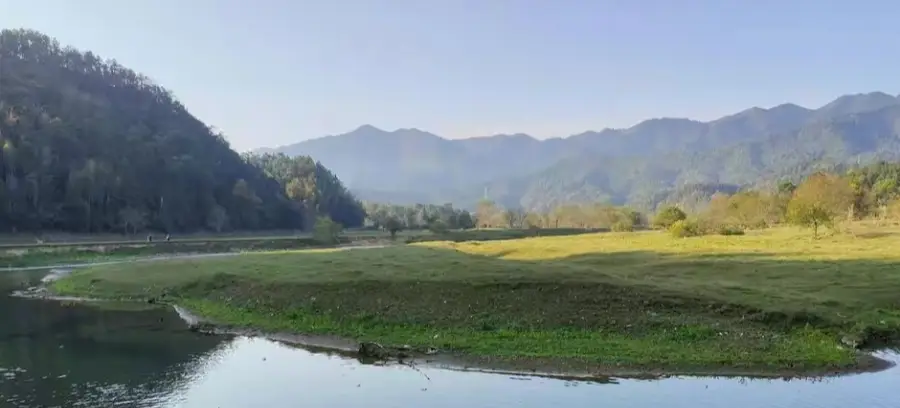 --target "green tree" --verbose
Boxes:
[457,210,475,229]
[118,207,146,235]
[383,216,402,239]
[0,29,366,234]
[653,206,687,229]
[313,216,343,244]
[787,172,854,237]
